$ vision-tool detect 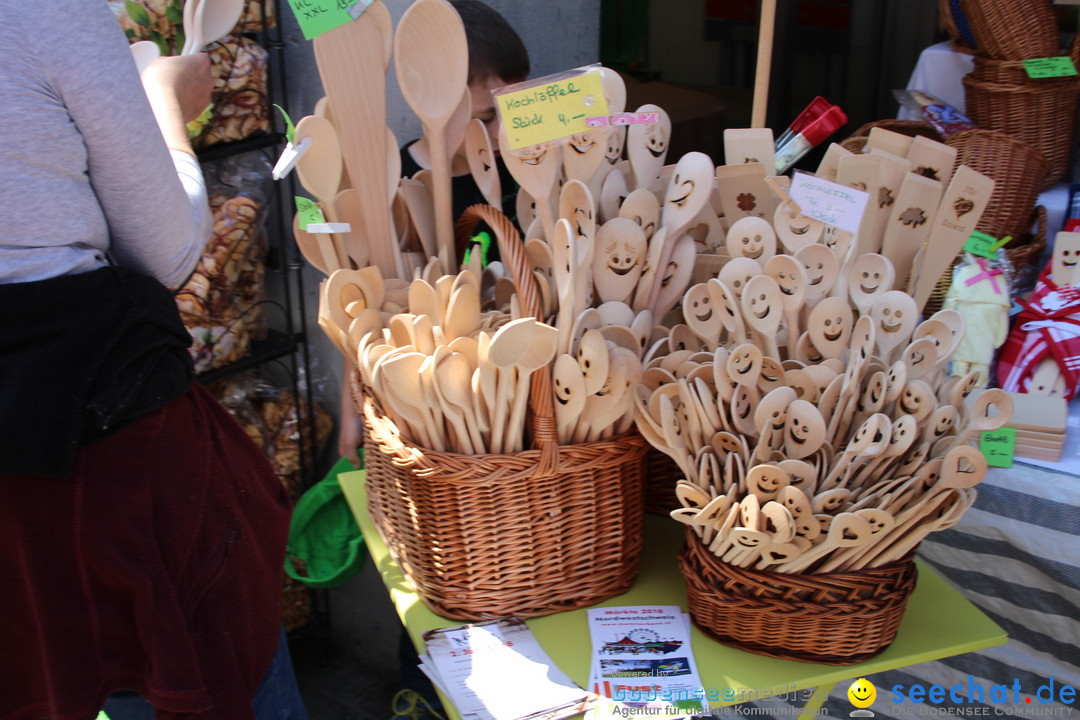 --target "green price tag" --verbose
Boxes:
[980,427,1016,468]
[285,0,365,41]
[964,231,999,259]
[1023,57,1078,79]
[295,196,325,230]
